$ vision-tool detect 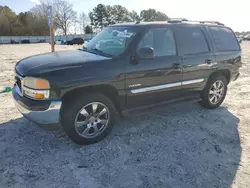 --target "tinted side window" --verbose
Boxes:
[139,28,176,57]
[176,27,209,55]
[209,27,240,51]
